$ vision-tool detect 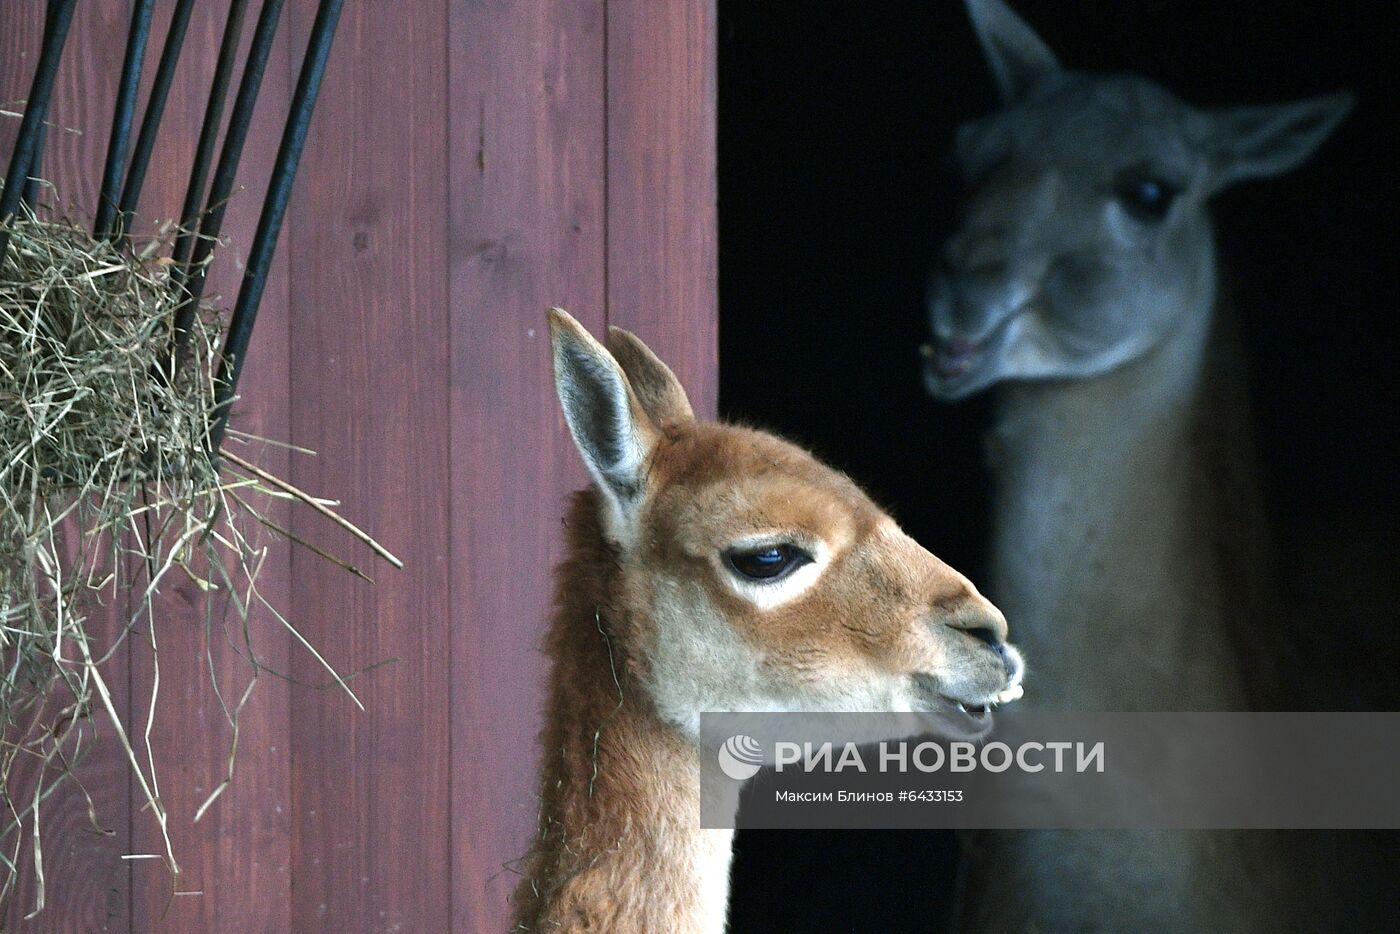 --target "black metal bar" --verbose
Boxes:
[169,0,251,283]
[20,120,48,210]
[209,0,343,454]
[116,0,199,246]
[94,0,156,240]
[169,0,284,373]
[0,0,77,262]
[19,0,60,212]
